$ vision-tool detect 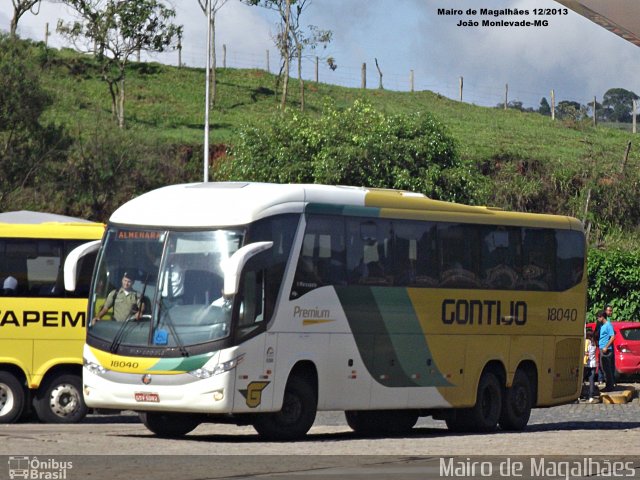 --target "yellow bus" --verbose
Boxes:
[0,211,104,423]
[74,183,586,439]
